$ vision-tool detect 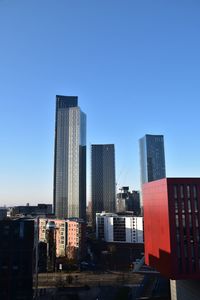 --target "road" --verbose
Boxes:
[36,271,144,288]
